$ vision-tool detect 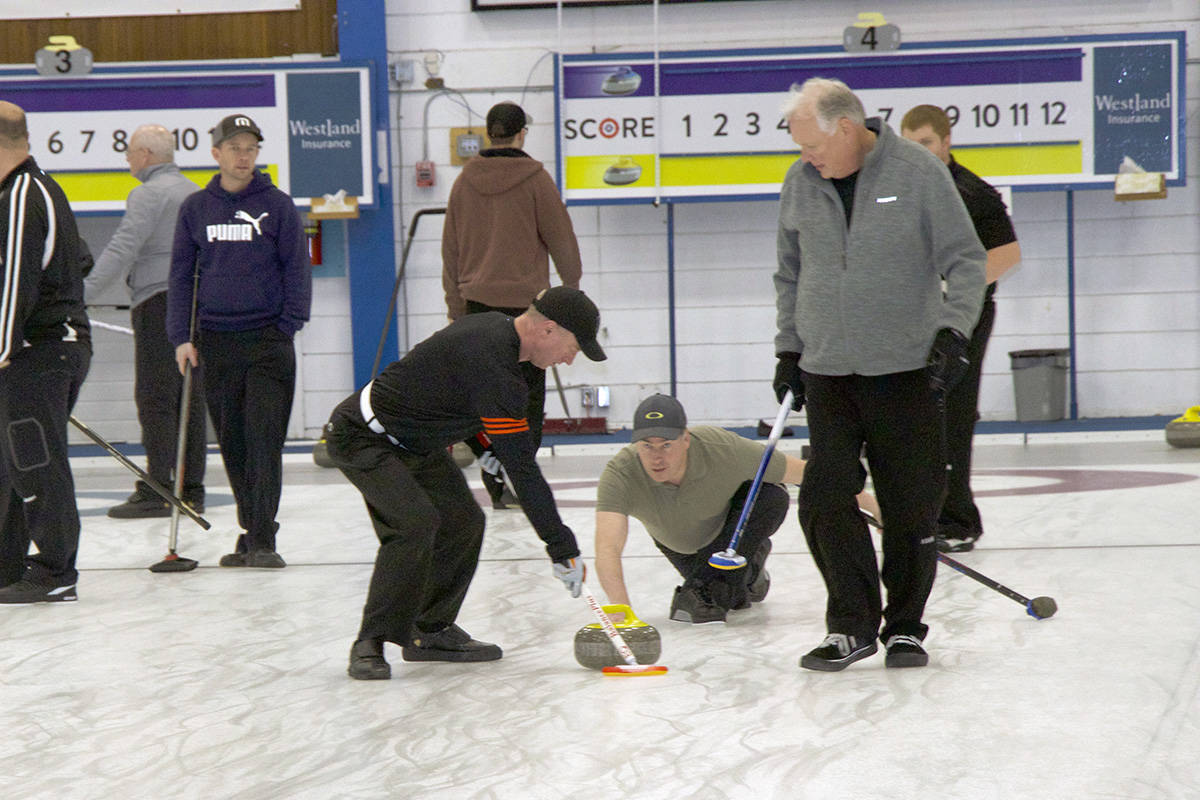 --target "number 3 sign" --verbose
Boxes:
[34,35,94,77]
